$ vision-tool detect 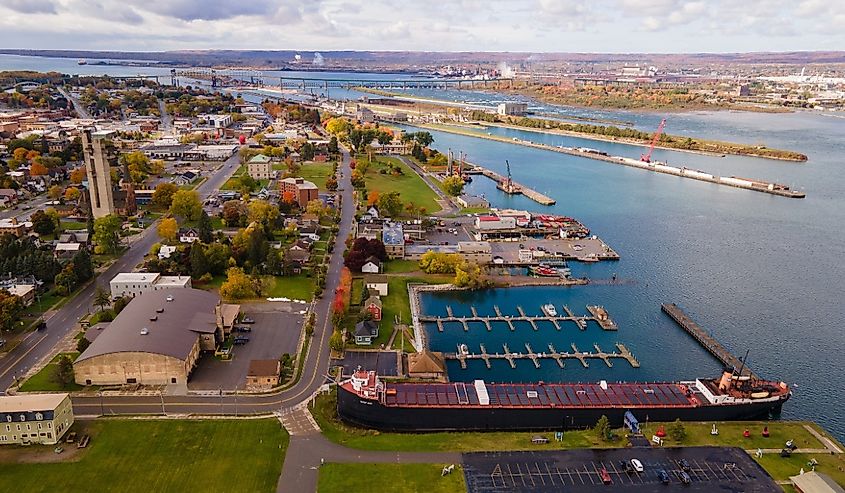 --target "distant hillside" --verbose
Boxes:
[2,49,845,68]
